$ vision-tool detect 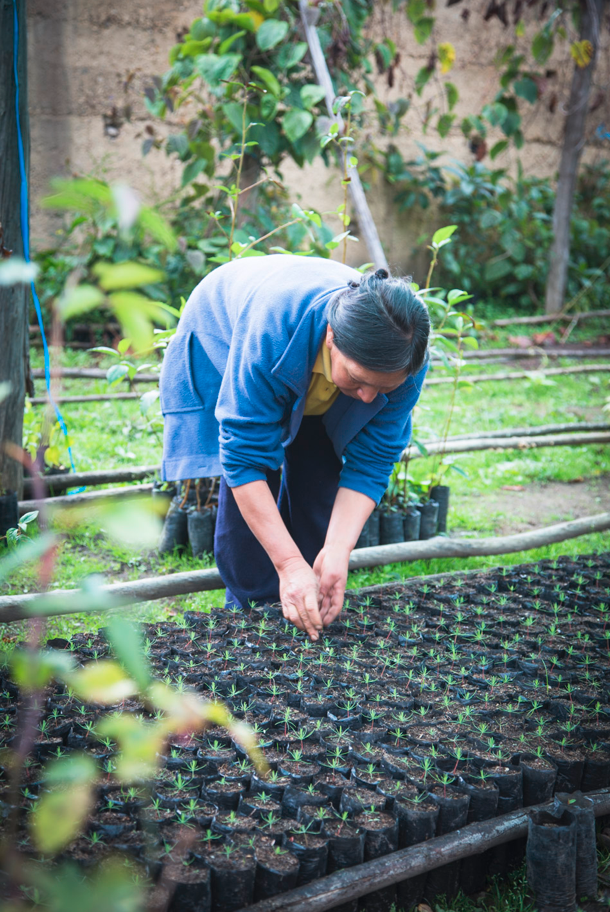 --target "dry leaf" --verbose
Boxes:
[508,335,533,349]
[502,484,525,491]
